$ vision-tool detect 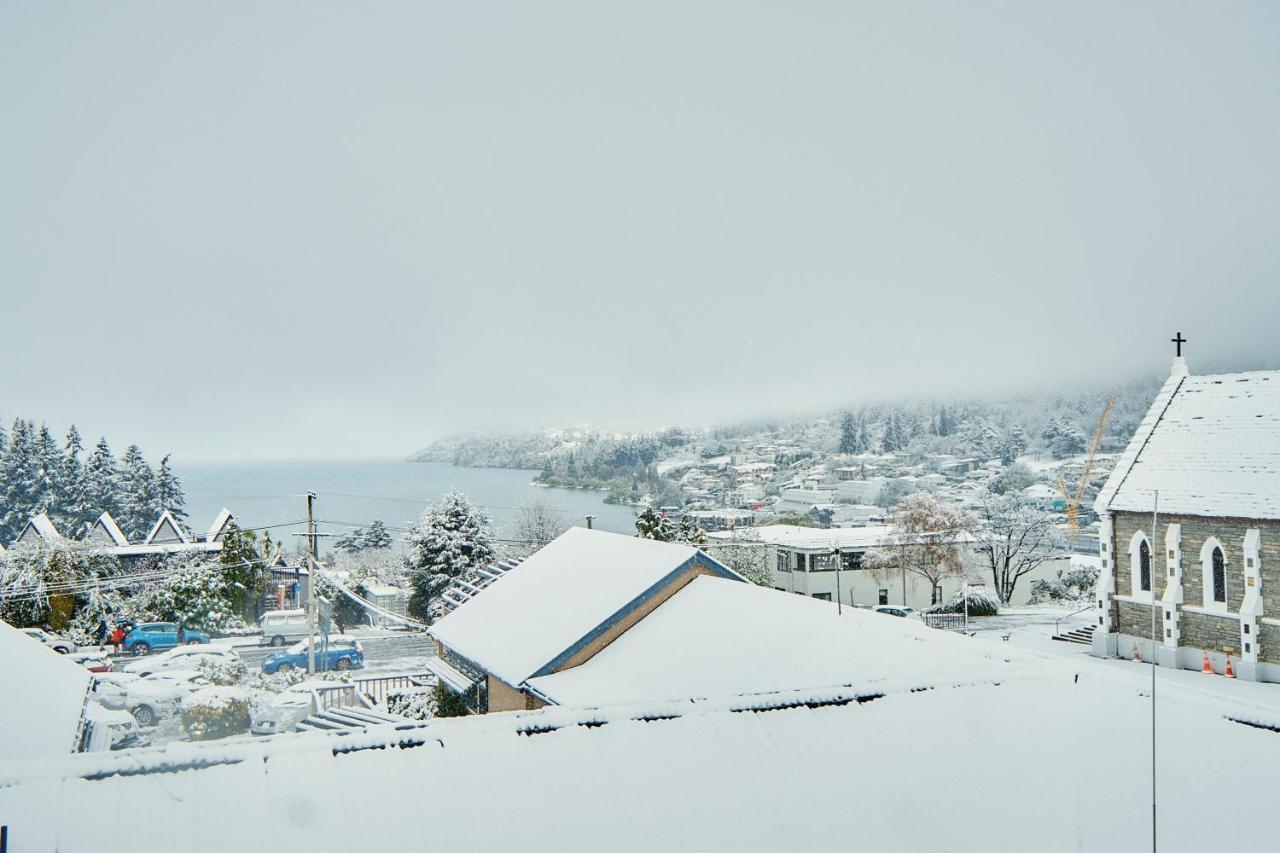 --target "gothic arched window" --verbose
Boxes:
[1212,546,1226,603]
[1139,540,1151,592]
